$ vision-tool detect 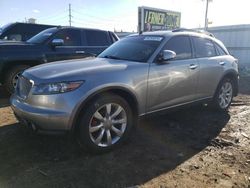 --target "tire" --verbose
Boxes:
[78,94,134,153]
[4,65,30,93]
[213,78,234,111]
